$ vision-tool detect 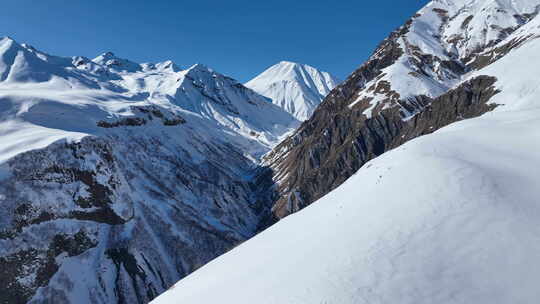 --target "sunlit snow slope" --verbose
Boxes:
[246,61,340,120]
